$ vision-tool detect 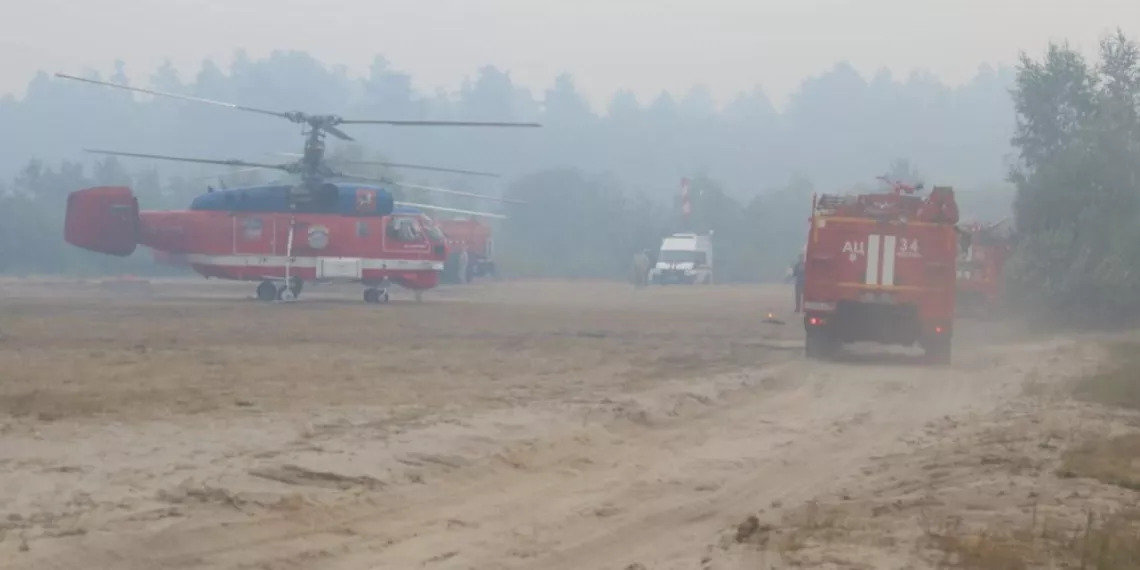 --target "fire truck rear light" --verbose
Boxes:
[935,326,944,333]
[808,317,825,326]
